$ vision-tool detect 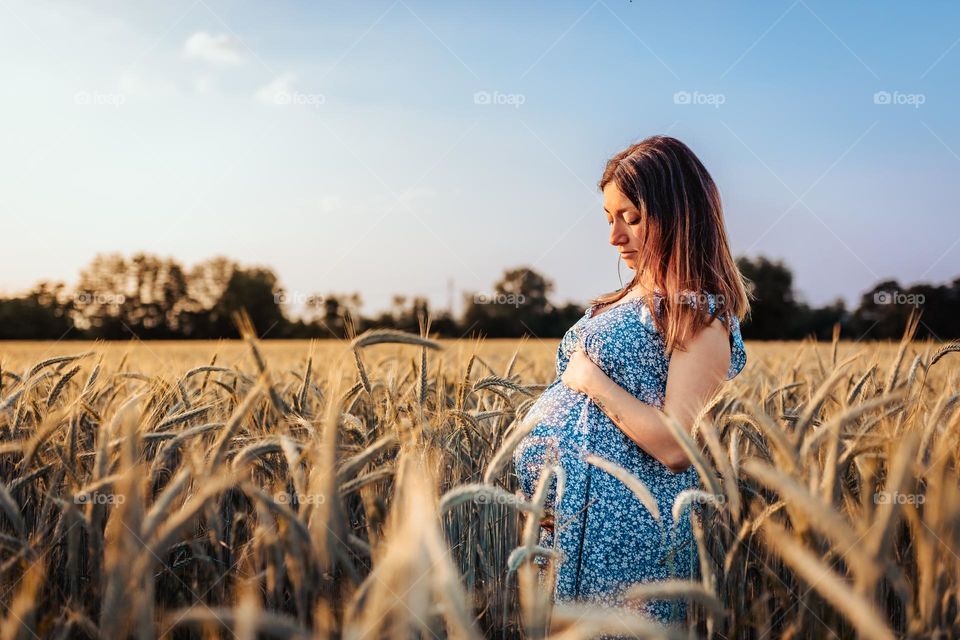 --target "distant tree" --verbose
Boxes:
[793,298,848,341]
[300,293,362,339]
[362,294,457,336]
[910,277,960,340]
[423,309,459,337]
[187,256,236,309]
[497,267,553,315]
[72,252,190,339]
[128,253,189,336]
[172,256,237,338]
[390,295,408,322]
[548,300,591,337]
[736,256,800,339]
[851,279,959,341]
[2,250,955,342]
[210,267,286,338]
[319,296,343,338]
[0,282,75,340]
[463,266,556,338]
[340,293,364,332]
[392,296,429,334]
